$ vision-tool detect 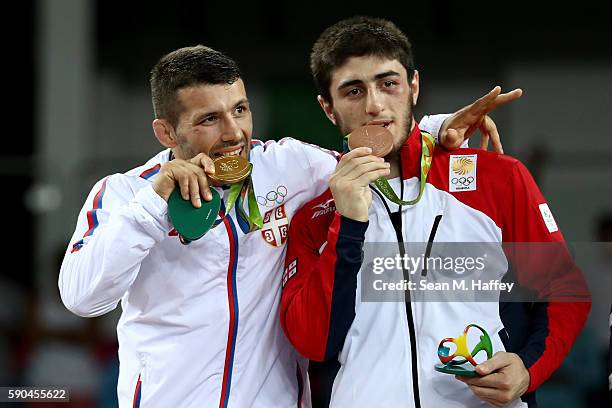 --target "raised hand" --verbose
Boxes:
[440,86,523,154]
